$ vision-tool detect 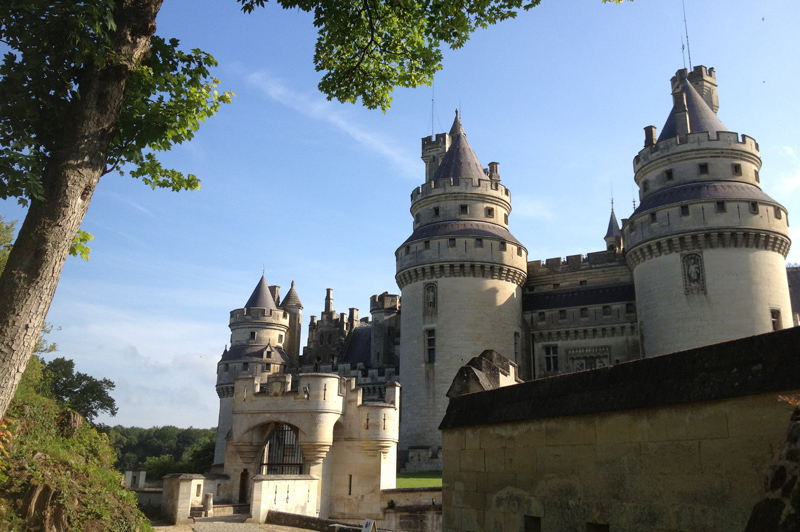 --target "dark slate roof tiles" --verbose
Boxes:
[244,275,277,310]
[280,280,303,308]
[632,181,778,217]
[605,209,622,239]
[432,113,487,184]
[658,80,728,143]
[340,327,372,367]
[523,284,636,311]
[221,344,291,364]
[403,220,522,246]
